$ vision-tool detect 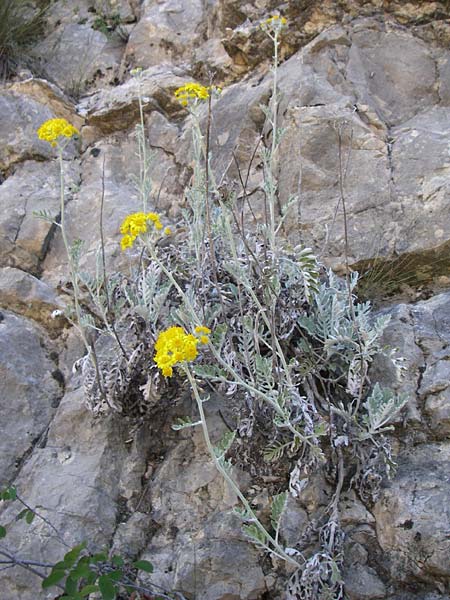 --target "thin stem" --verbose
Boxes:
[0,548,64,590]
[15,494,70,549]
[136,74,148,212]
[183,366,301,567]
[57,147,107,404]
[336,126,366,416]
[99,156,128,360]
